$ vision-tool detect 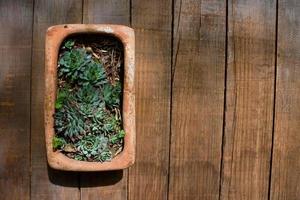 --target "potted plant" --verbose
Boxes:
[45,24,135,171]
